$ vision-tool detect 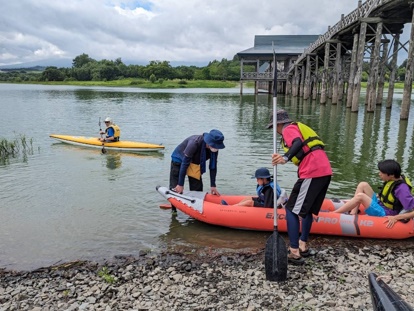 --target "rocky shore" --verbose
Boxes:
[1,242,414,311]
